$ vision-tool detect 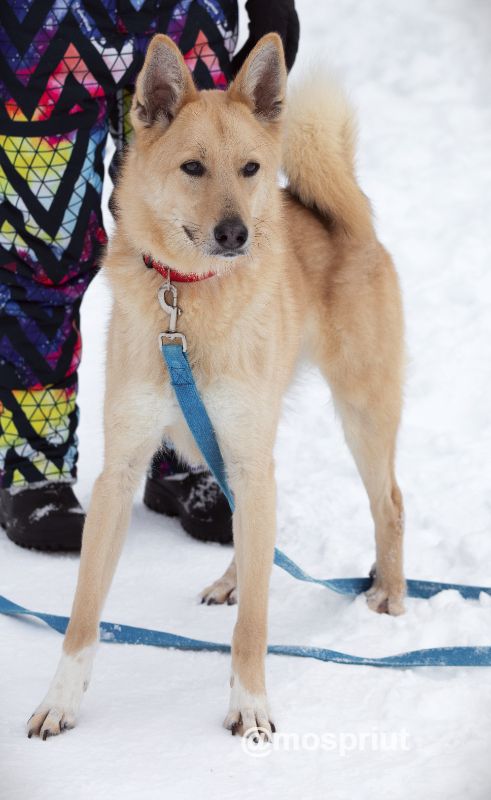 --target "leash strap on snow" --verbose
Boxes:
[1,594,491,667]
[272,548,491,600]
